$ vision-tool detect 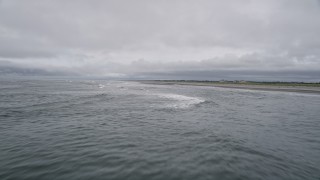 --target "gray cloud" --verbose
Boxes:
[0,60,76,76]
[0,0,320,80]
